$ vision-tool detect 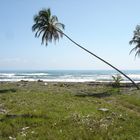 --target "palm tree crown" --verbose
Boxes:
[32,8,65,46]
[129,25,140,57]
